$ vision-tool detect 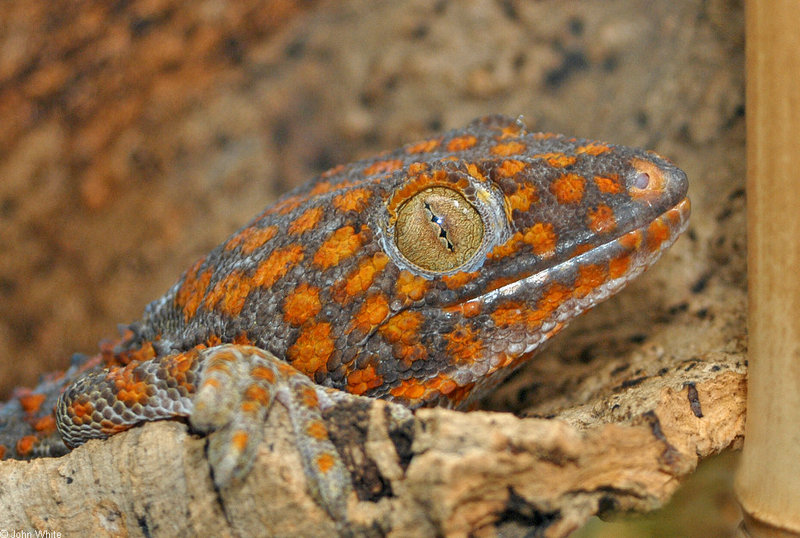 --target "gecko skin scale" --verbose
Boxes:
[0,115,689,520]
